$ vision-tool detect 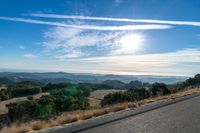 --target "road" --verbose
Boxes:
[39,94,200,133]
